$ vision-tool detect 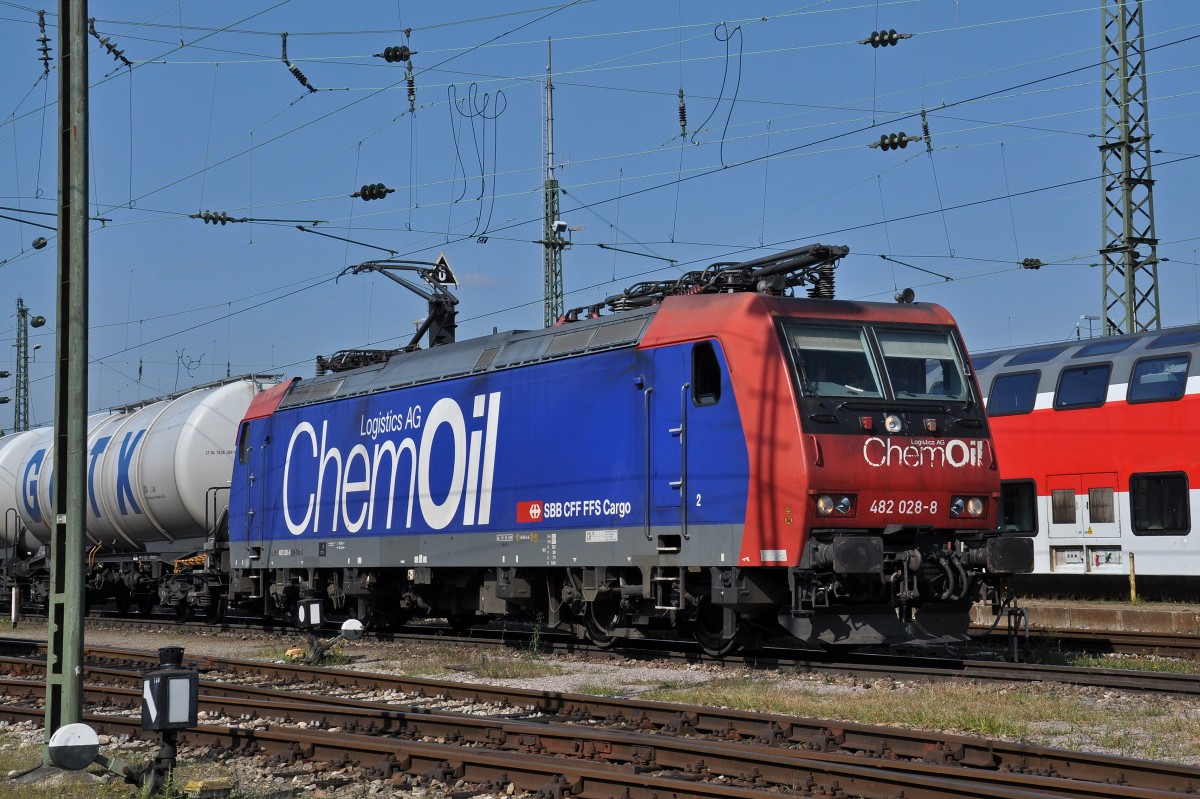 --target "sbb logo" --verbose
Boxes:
[517,501,544,523]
